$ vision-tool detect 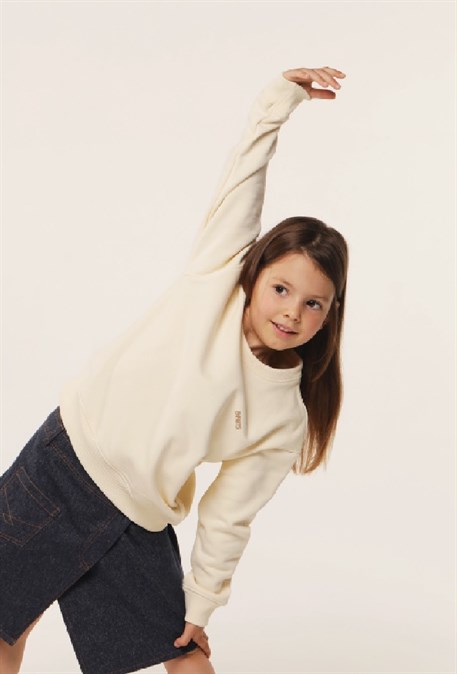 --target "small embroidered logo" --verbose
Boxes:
[234,410,242,430]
